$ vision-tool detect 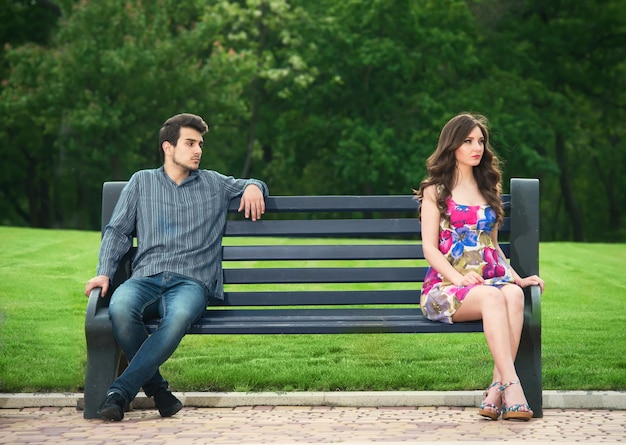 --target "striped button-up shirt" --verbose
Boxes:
[97,167,268,299]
